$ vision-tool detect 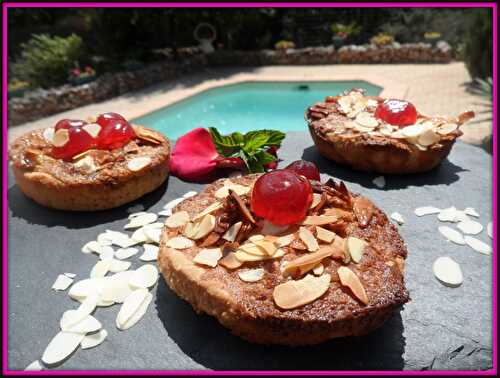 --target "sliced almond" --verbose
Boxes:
[464,207,480,217]
[433,256,463,286]
[193,248,223,267]
[222,221,243,242]
[436,123,458,135]
[273,274,331,310]
[299,227,319,252]
[252,239,277,256]
[346,237,368,263]
[337,266,368,304]
[60,312,101,333]
[192,202,222,221]
[108,259,131,273]
[283,245,336,275]
[439,226,465,245]
[99,247,115,261]
[139,244,159,261]
[24,360,43,371]
[127,156,151,172]
[276,233,295,247]
[52,129,70,147]
[68,278,105,301]
[487,222,492,239]
[116,289,149,329]
[51,274,74,291]
[302,215,337,226]
[310,193,322,209]
[165,211,190,229]
[90,260,112,278]
[81,329,108,350]
[183,191,197,198]
[101,271,134,303]
[414,206,441,216]
[457,220,483,235]
[238,268,265,282]
[315,226,336,243]
[131,227,150,243]
[192,214,216,240]
[73,155,97,172]
[215,184,250,199]
[438,207,458,222]
[417,128,440,146]
[82,123,102,138]
[219,252,243,269]
[134,127,163,144]
[401,124,426,138]
[273,248,286,258]
[124,213,158,229]
[312,263,324,276]
[41,331,85,366]
[183,221,201,239]
[355,112,378,128]
[163,197,185,210]
[248,235,265,243]
[234,250,268,262]
[464,236,492,255]
[118,291,153,330]
[43,127,55,143]
[239,243,268,257]
[129,264,159,289]
[165,236,194,249]
[390,212,405,225]
[81,240,101,254]
[61,294,99,329]
[143,227,161,244]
